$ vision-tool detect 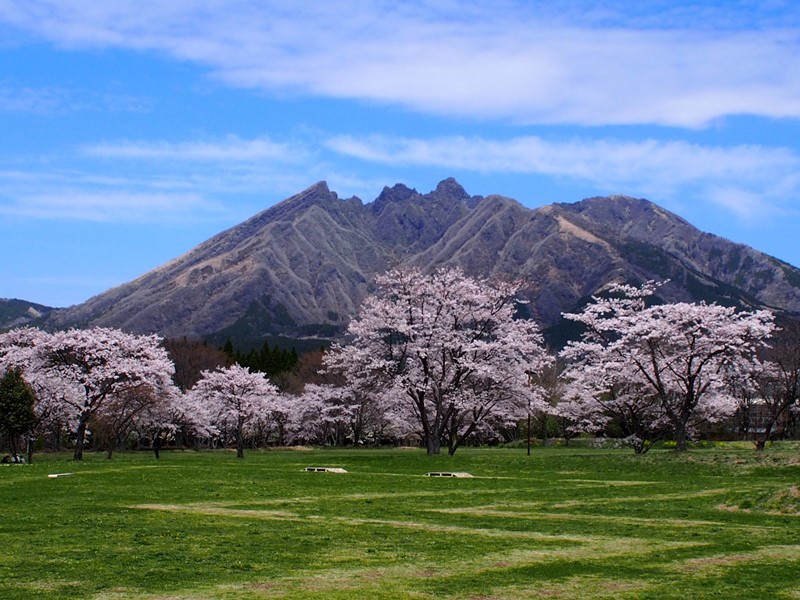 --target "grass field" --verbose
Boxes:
[0,445,798,599]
